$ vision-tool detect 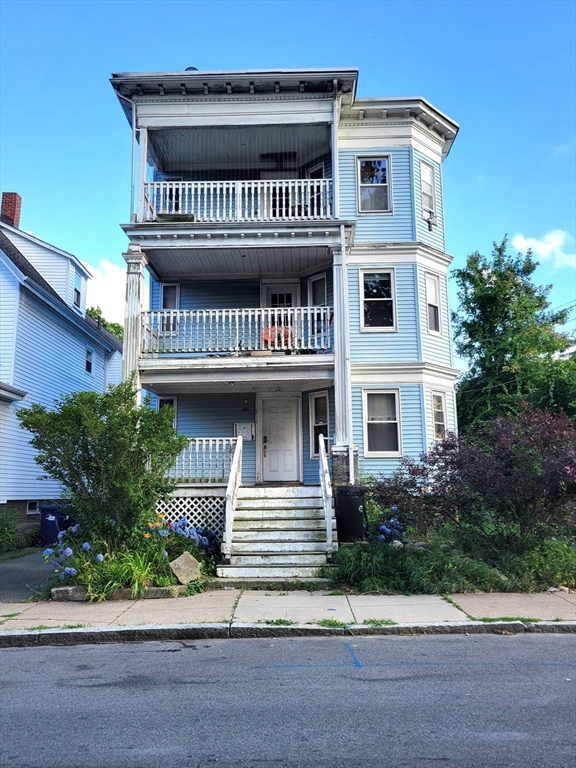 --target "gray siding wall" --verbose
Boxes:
[338,147,414,242]
[348,263,420,363]
[352,383,425,478]
[176,393,257,484]
[413,149,445,251]
[417,265,452,367]
[0,256,18,385]
[0,291,110,502]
